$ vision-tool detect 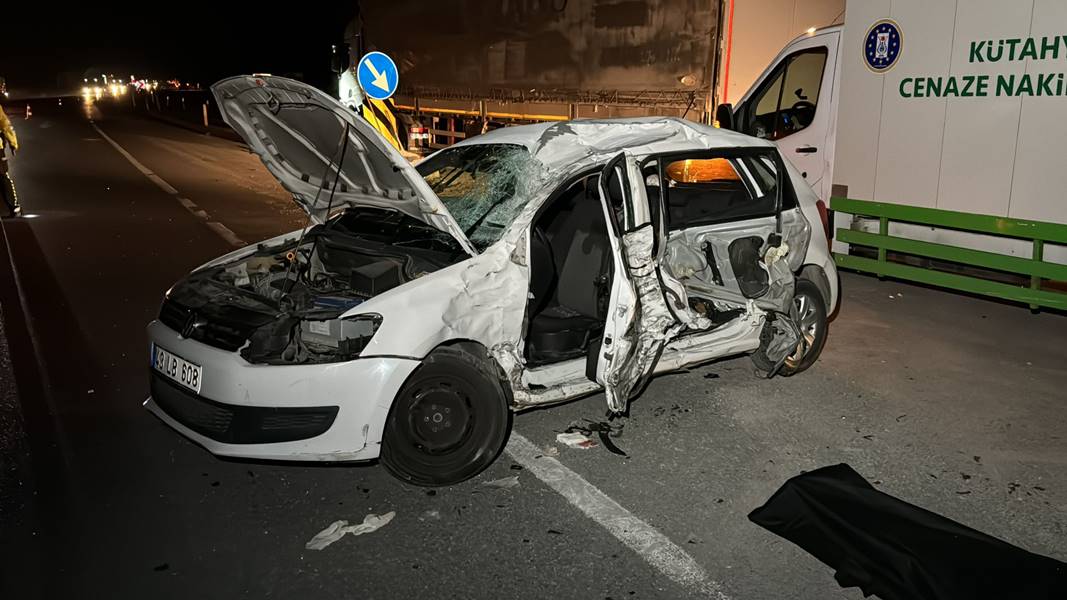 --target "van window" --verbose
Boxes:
[740,48,827,141]
[661,153,795,230]
[751,71,785,138]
